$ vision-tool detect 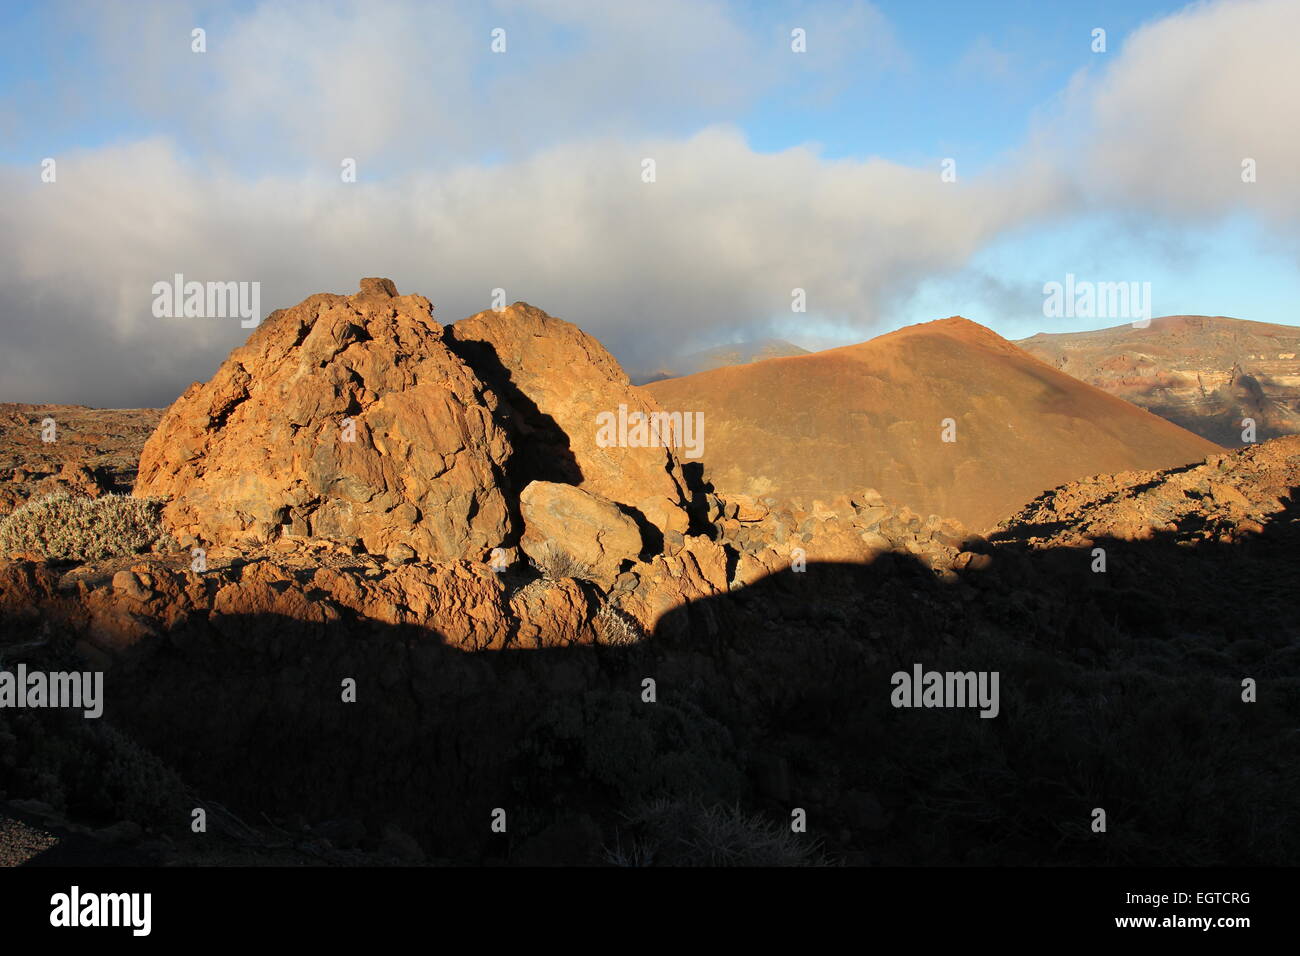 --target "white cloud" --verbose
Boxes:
[1073,0,1300,224]
[0,127,1064,404]
[57,0,789,170]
